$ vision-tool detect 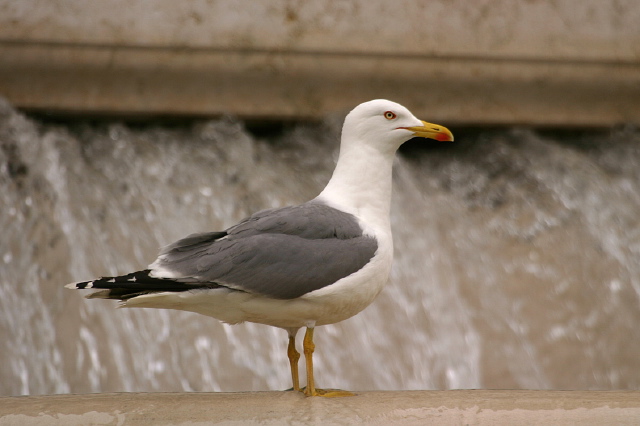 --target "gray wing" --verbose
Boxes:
[151,201,378,299]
